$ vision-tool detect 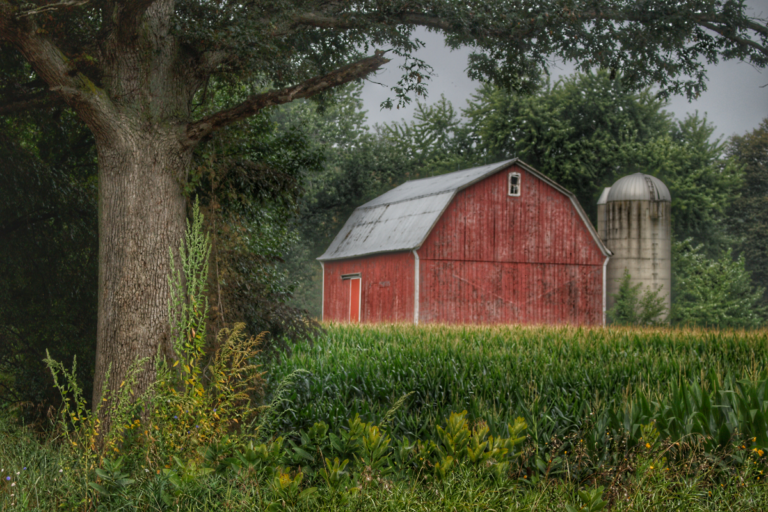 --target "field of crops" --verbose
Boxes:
[268,324,768,472]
